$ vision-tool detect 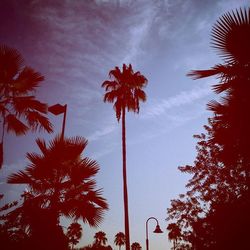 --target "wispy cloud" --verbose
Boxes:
[141,83,212,119]
[88,124,117,142]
